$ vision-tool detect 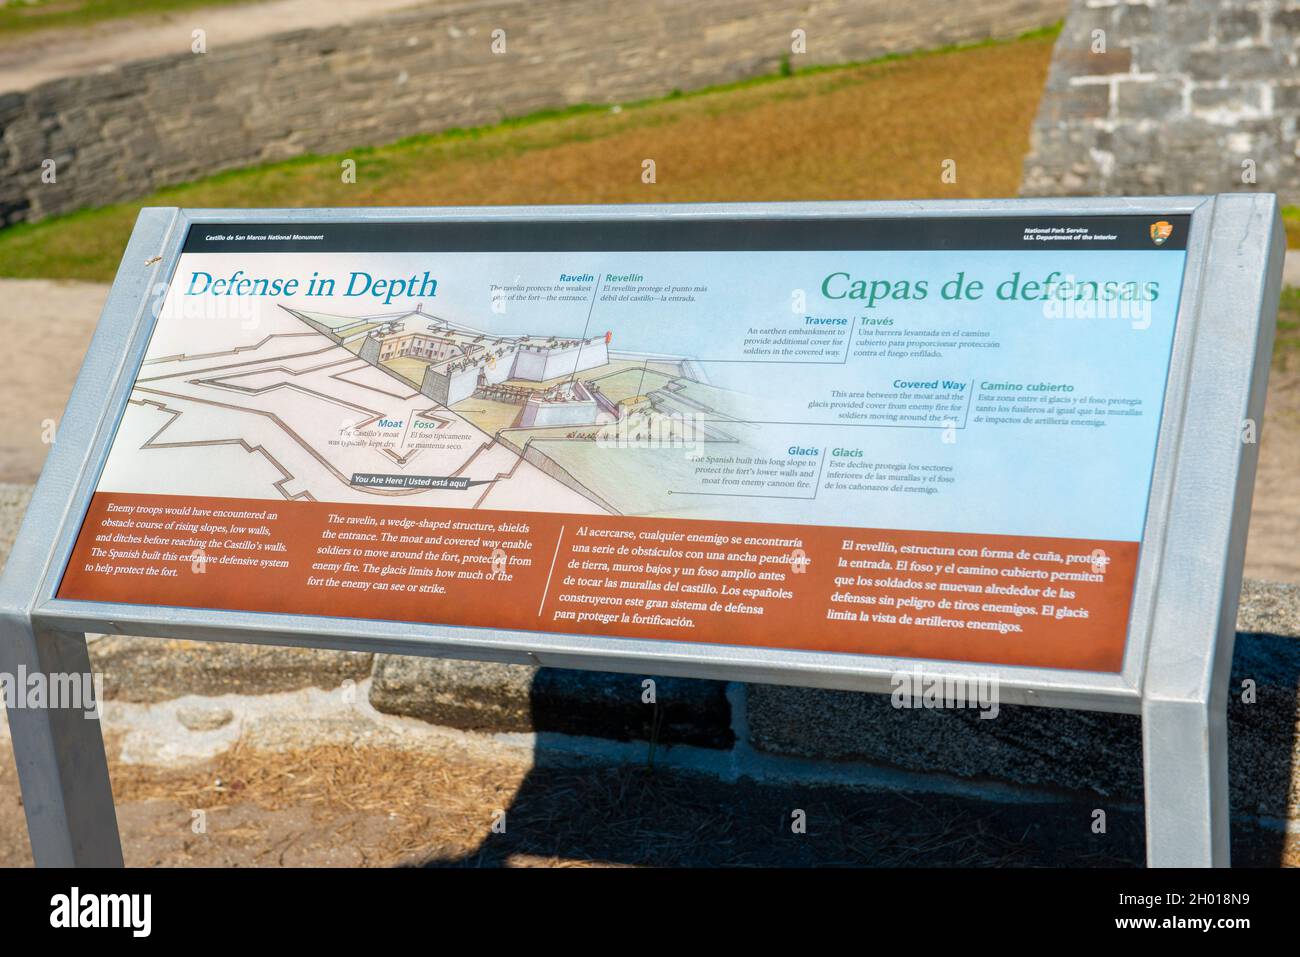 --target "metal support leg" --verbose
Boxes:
[1142,694,1230,867]
[1,620,122,866]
